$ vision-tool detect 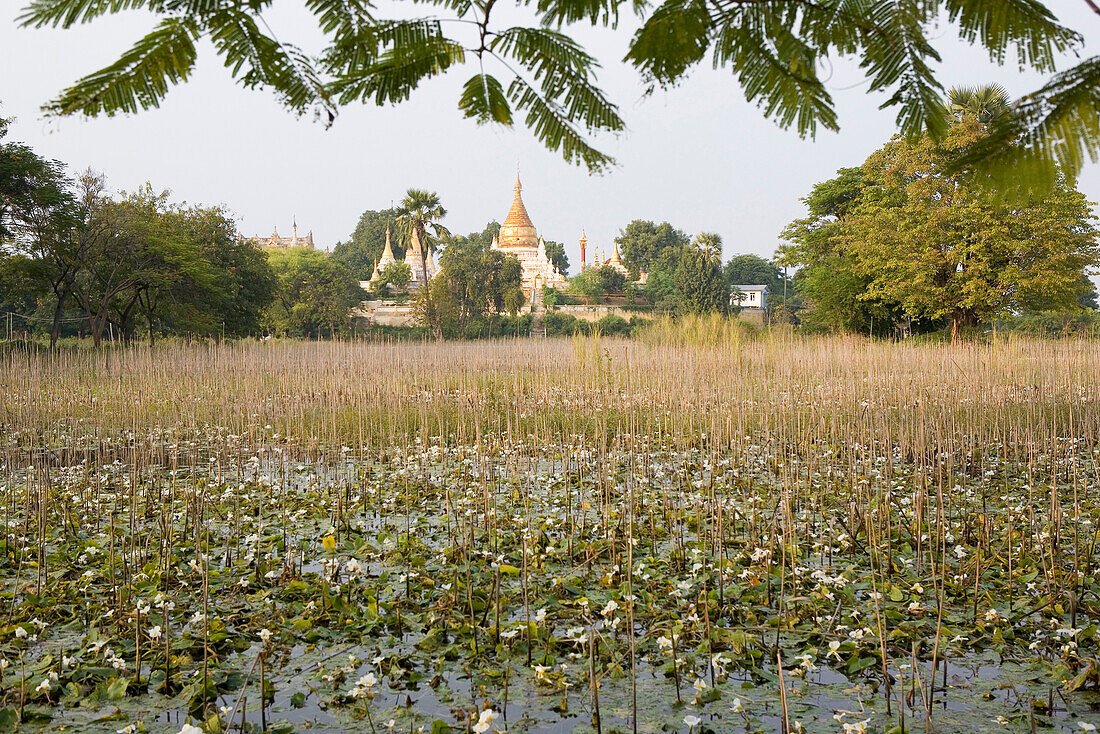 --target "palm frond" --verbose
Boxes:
[204,8,333,115]
[711,4,837,137]
[43,16,200,116]
[304,0,375,36]
[860,0,948,138]
[329,26,464,105]
[458,73,513,125]
[491,27,624,133]
[533,0,630,28]
[624,0,710,89]
[943,0,1080,72]
[18,0,150,28]
[506,75,615,172]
